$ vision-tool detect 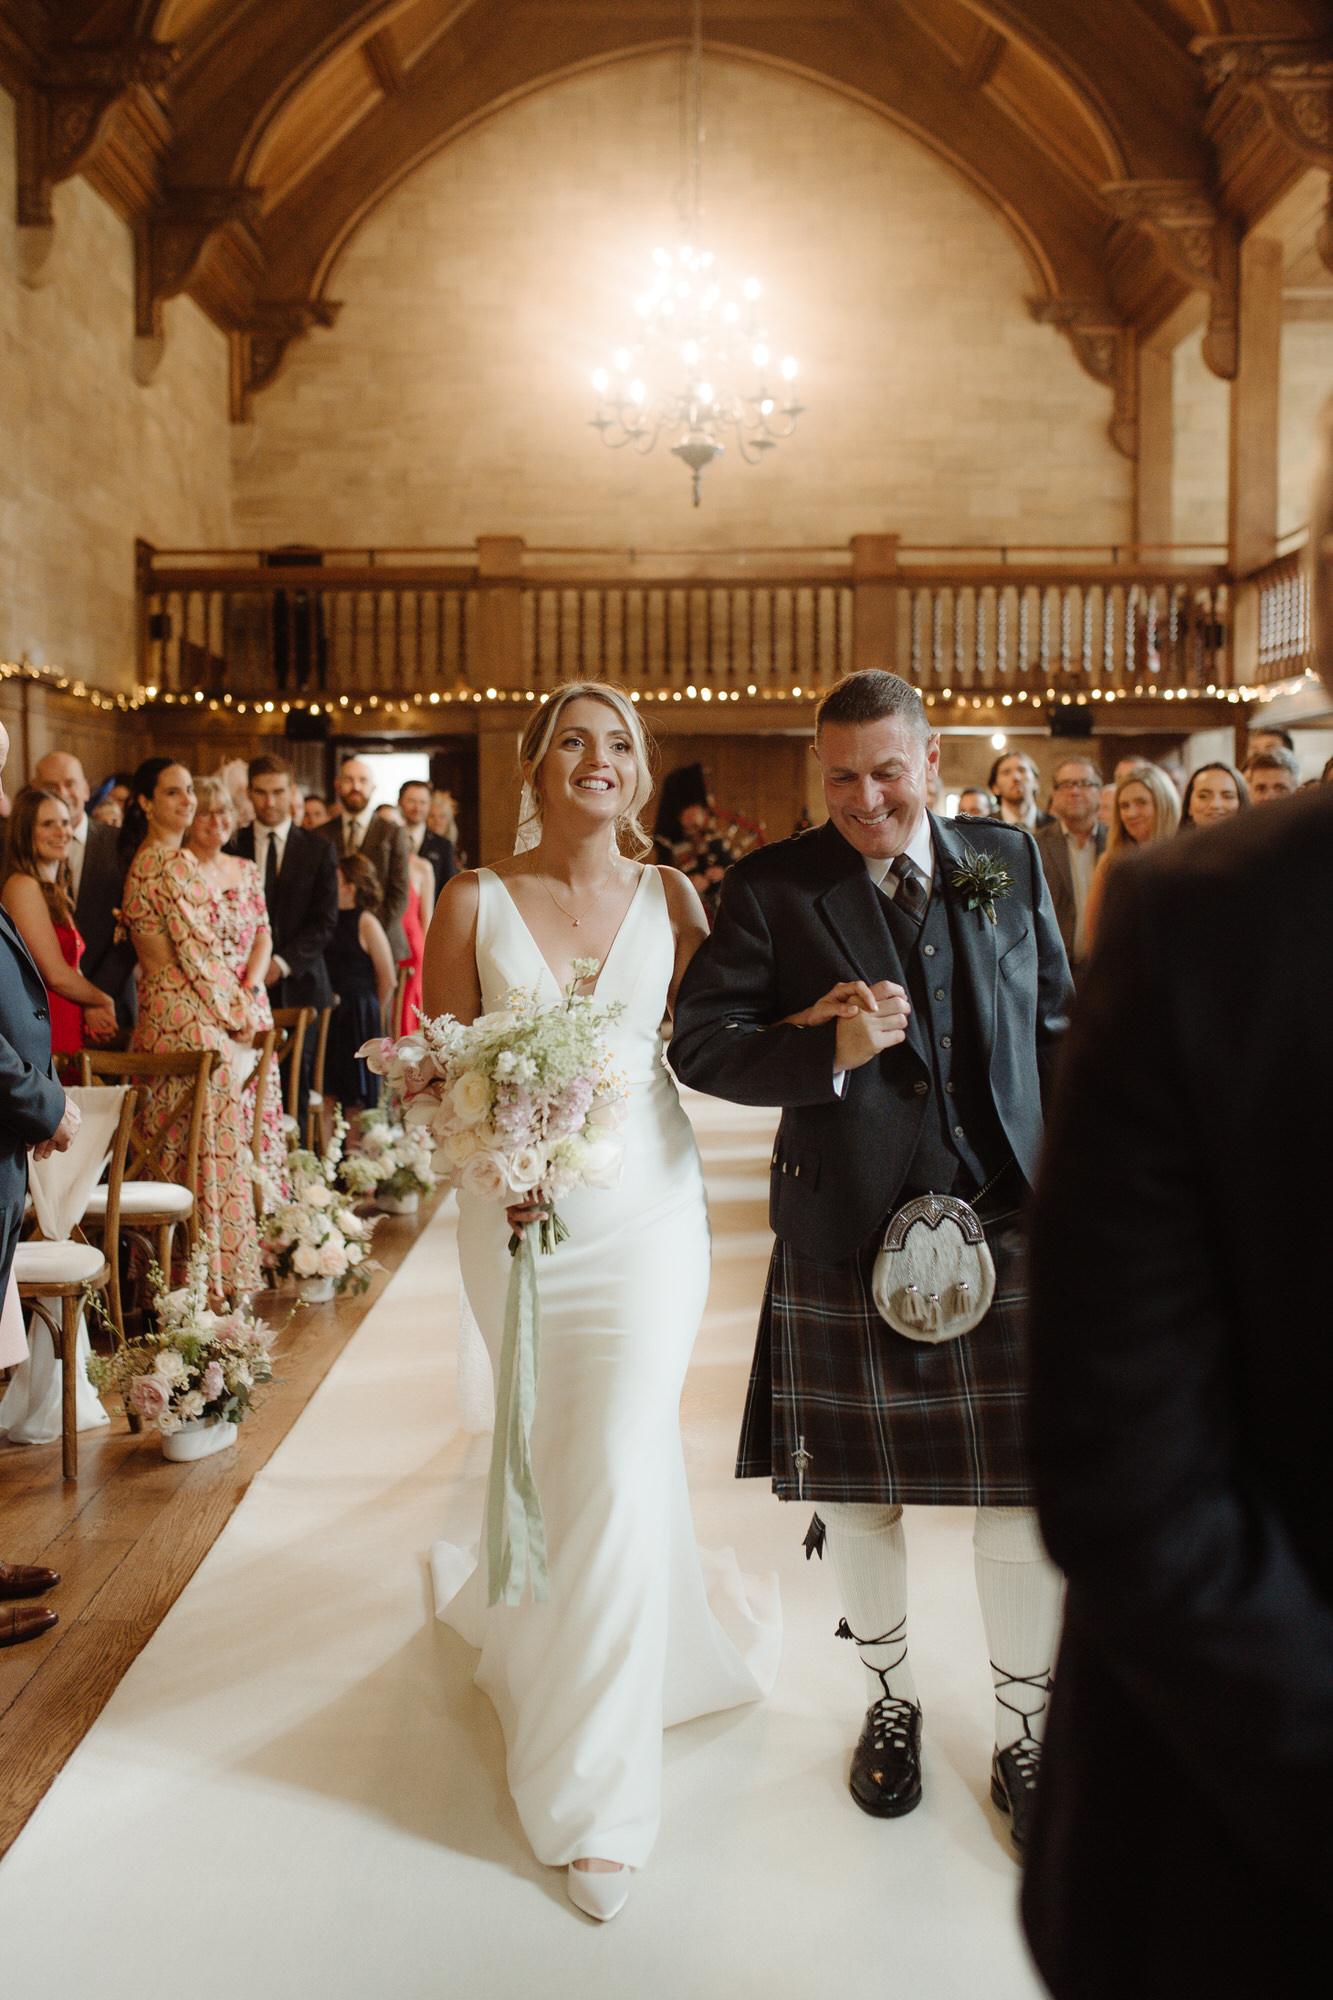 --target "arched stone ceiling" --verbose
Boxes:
[3,0,1330,430]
